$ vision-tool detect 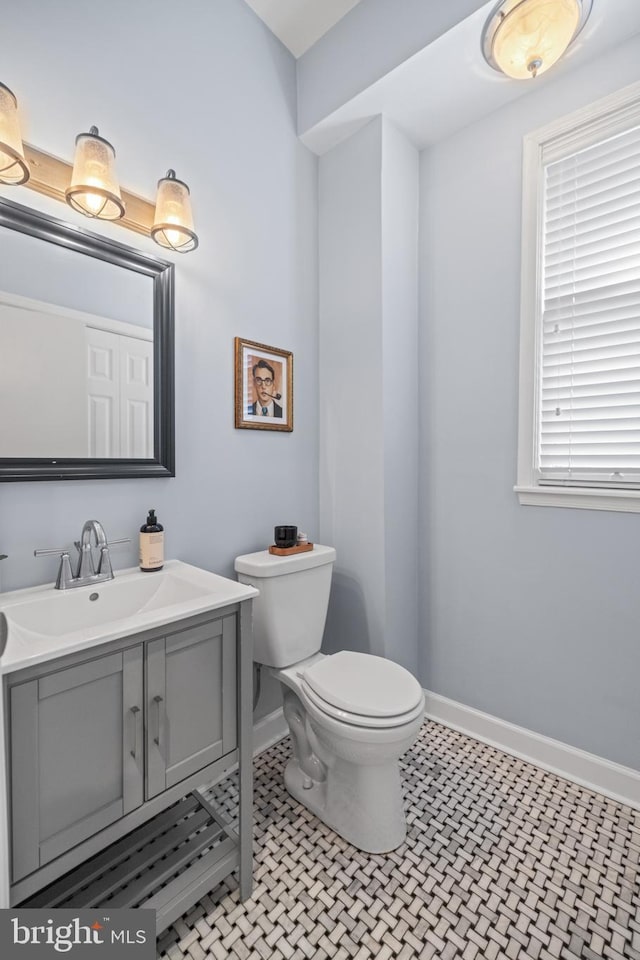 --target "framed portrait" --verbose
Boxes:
[234,338,293,432]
